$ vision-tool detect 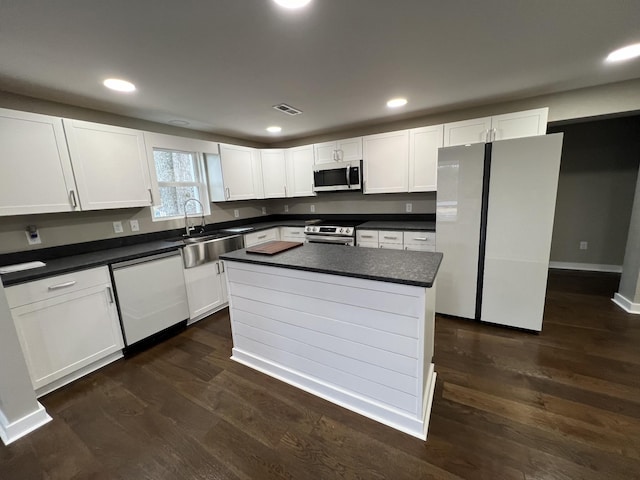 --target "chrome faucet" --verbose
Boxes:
[184,198,206,236]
